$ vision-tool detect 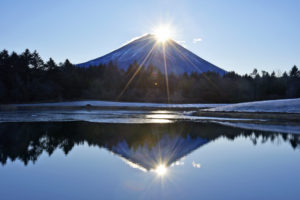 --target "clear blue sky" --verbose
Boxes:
[1,0,299,74]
